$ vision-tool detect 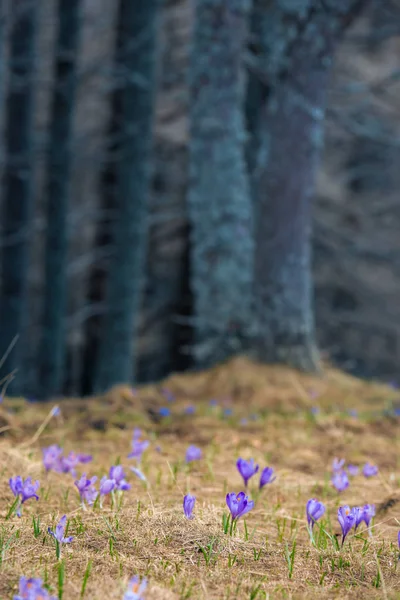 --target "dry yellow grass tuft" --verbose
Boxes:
[0,357,400,599]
